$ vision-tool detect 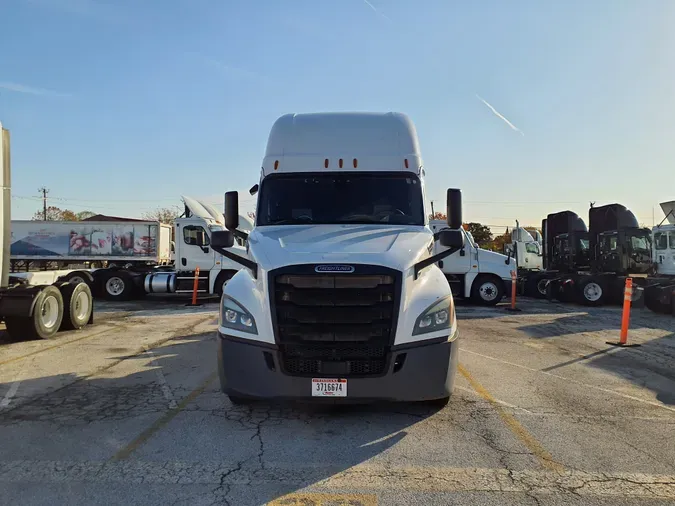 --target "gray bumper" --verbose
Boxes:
[217,333,459,403]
